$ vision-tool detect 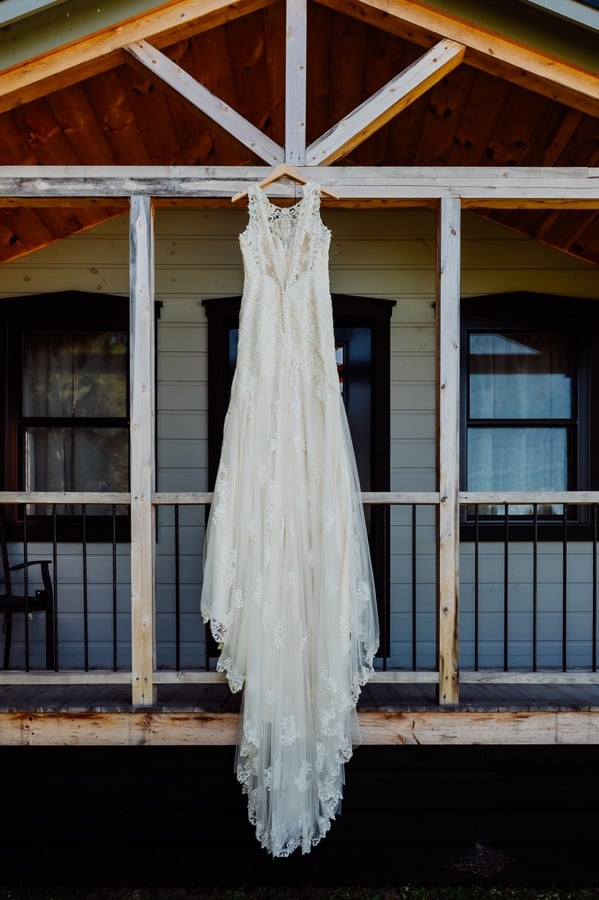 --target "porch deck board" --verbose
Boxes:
[2,681,599,712]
